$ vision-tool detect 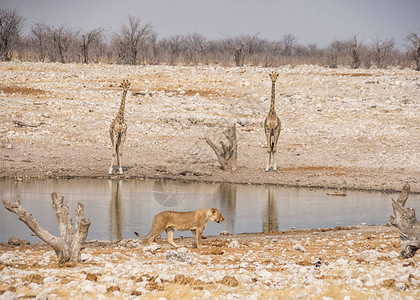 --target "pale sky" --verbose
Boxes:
[1,0,419,49]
